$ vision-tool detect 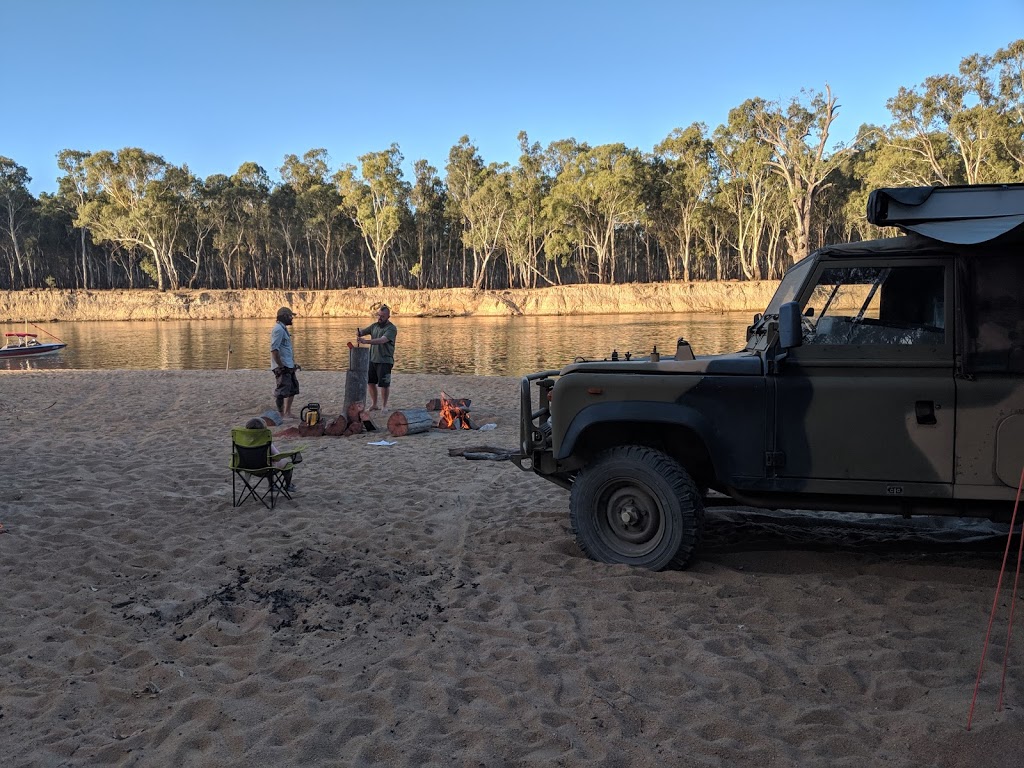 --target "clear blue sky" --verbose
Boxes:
[5,0,1022,196]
